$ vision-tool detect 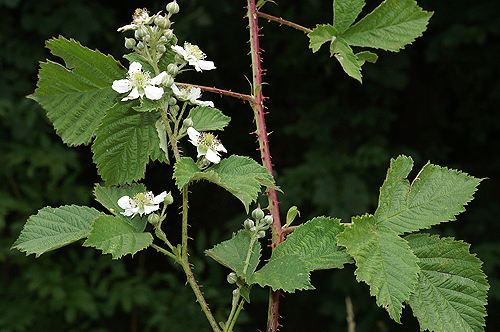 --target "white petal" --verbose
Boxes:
[187,127,200,143]
[118,196,133,209]
[215,142,227,153]
[195,100,215,108]
[191,60,216,72]
[129,62,142,73]
[143,205,160,215]
[150,71,168,85]
[144,85,164,100]
[122,87,140,101]
[171,84,182,96]
[187,87,202,101]
[171,45,187,58]
[112,79,132,93]
[117,24,138,32]
[152,191,168,204]
[205,149,221,163]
